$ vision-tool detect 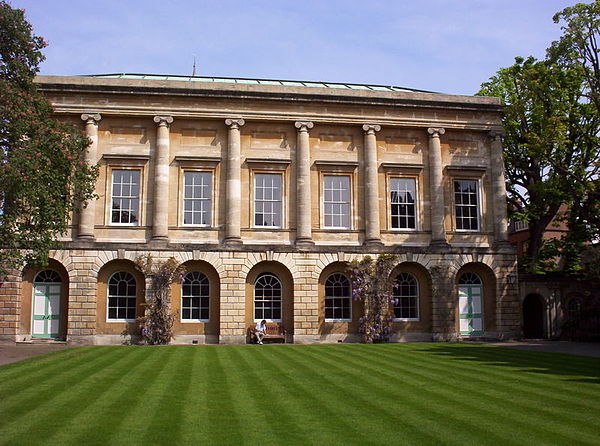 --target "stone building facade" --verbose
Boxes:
[0,74,520,345]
